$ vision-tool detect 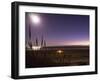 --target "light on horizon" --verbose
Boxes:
[47,40,89,46]
[65,41,89,46]
[32,46,41,50]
